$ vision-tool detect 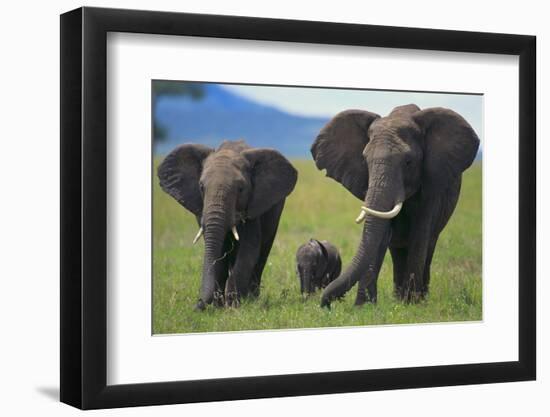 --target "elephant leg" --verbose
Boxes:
[224,271,238,307]
[366,279,378,304]
[417,178,459,297]
[230,219,261,302]
[404,236,429,302]
[422,239,437,295]
[390,247,408,299]
[403,199,441,302]
[249,200,285,297]
[356,227,390,305]
[355,252,383,305]
[365,244,387,302]
[407,179,459,300]
[355,249,384,306]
